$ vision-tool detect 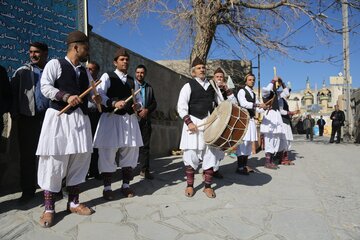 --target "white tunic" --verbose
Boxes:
[93,70,143,148]
[260,83,285,134]
[177,78,222,150]
[278,90,293,152]
[237,86,260,141]
[36,57,93,155]
[279,94,293,141]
